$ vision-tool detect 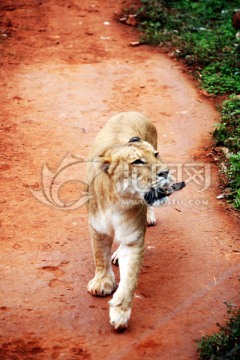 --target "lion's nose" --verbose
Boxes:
[157,169,169,179]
